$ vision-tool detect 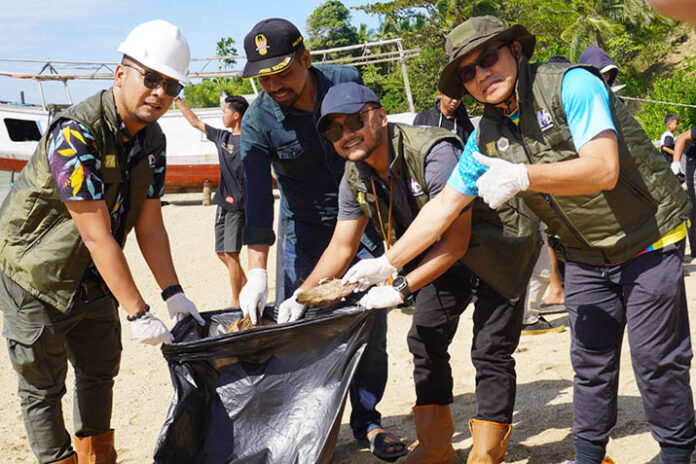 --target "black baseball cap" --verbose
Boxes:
[242,18,304,79]
[316,82,381,132]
